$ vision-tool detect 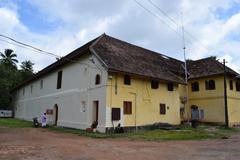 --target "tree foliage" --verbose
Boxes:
[0,49,34,109]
